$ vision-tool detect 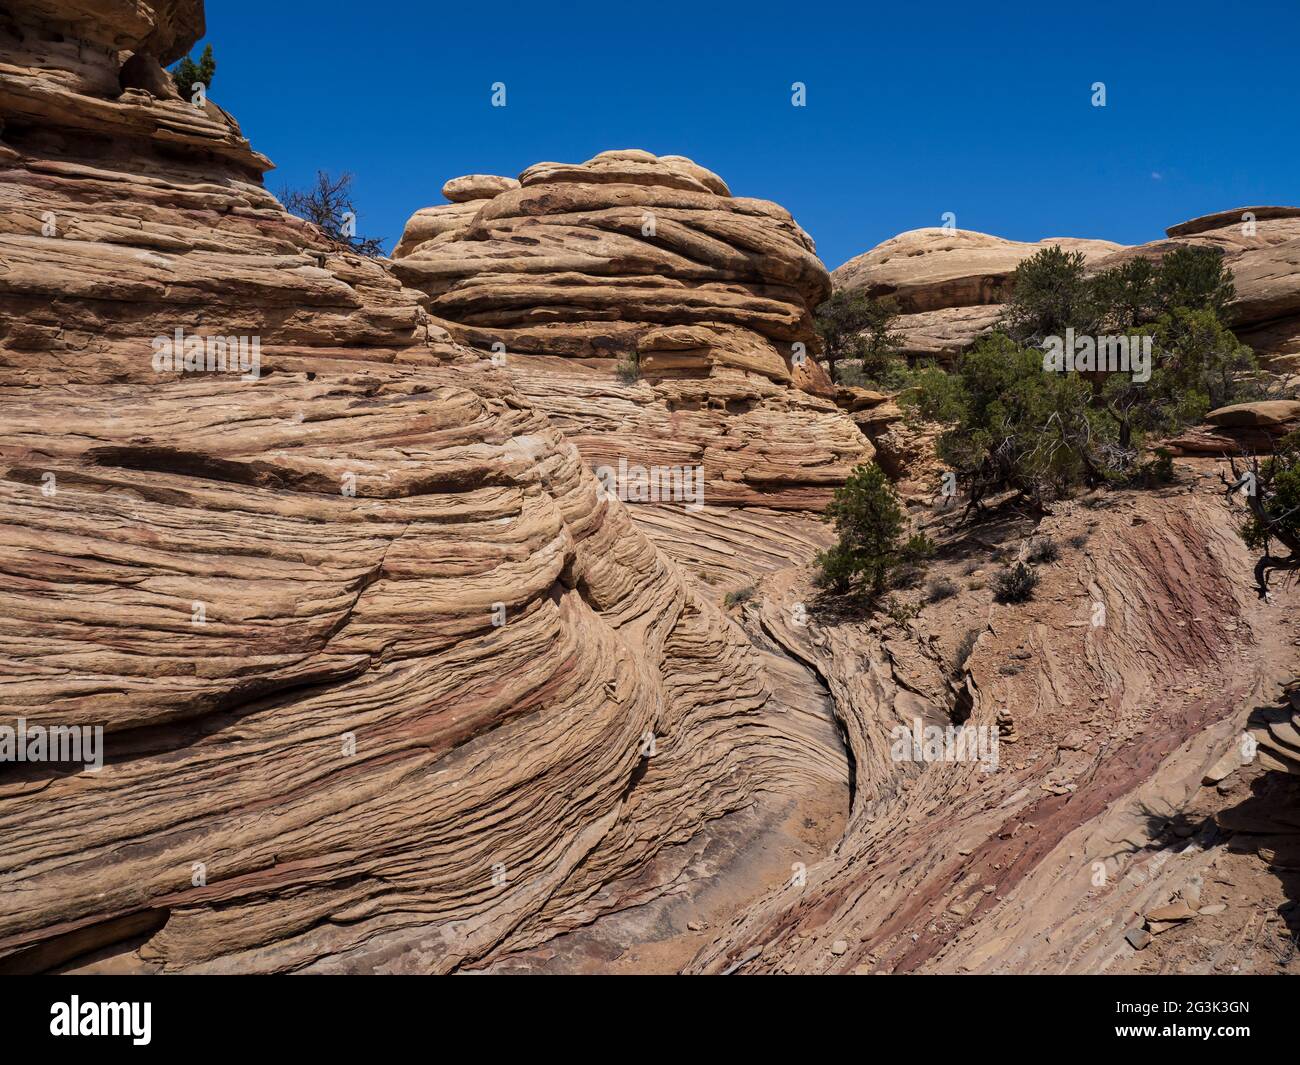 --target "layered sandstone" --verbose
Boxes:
[1098,207,1300,373]
[835,210,1300,372]
[4,0,1296,981]
[0,0,848,973]
[685,483,1299,974]
[832,228,1125,362]
[391,150,878,513]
